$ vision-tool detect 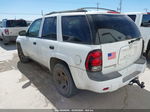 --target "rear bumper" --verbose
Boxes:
[70,56,146,93]
[3,36,17,42]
